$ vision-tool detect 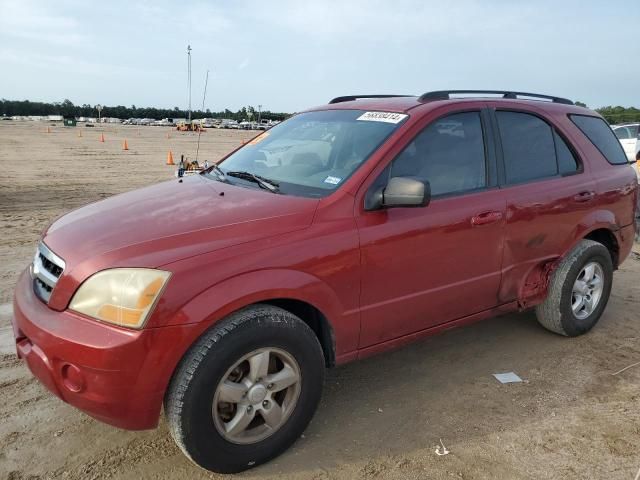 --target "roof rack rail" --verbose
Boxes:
[418,90,573,105]
[328,94,414,104]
